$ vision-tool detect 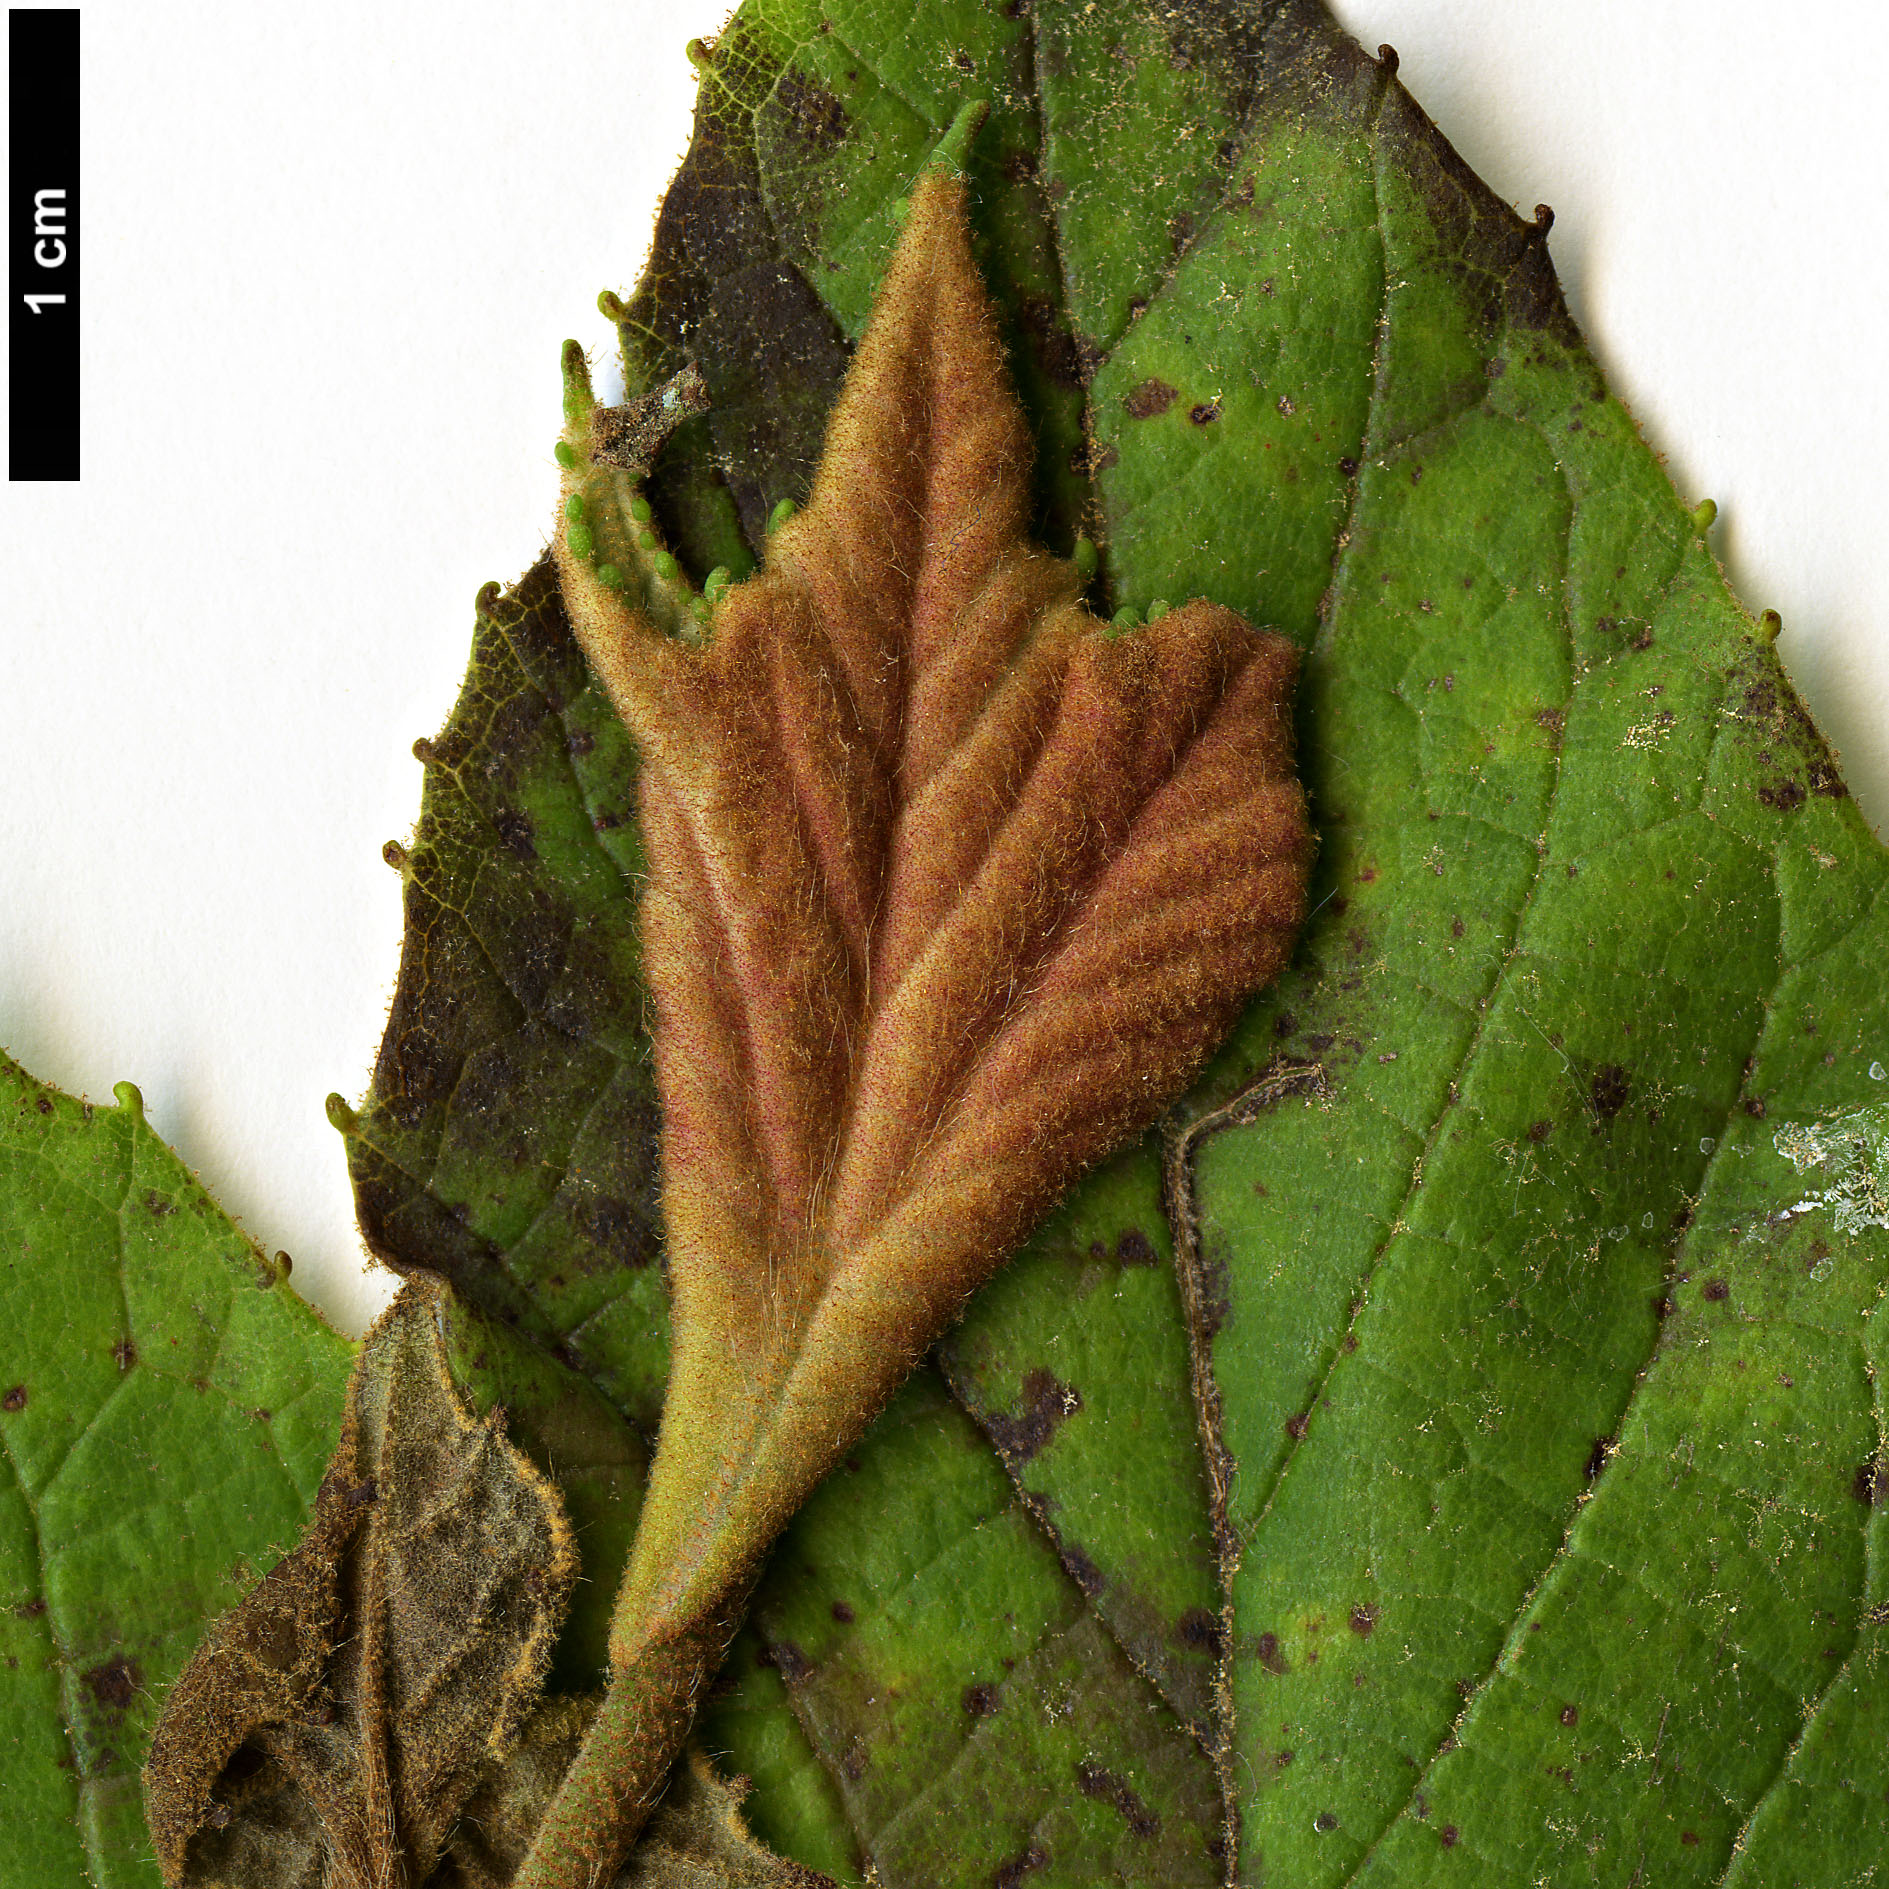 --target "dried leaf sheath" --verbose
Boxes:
[556,163,1312,1641]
